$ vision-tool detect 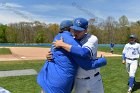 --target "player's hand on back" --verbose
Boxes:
[53,37,64,48]
[46,50,53,61]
